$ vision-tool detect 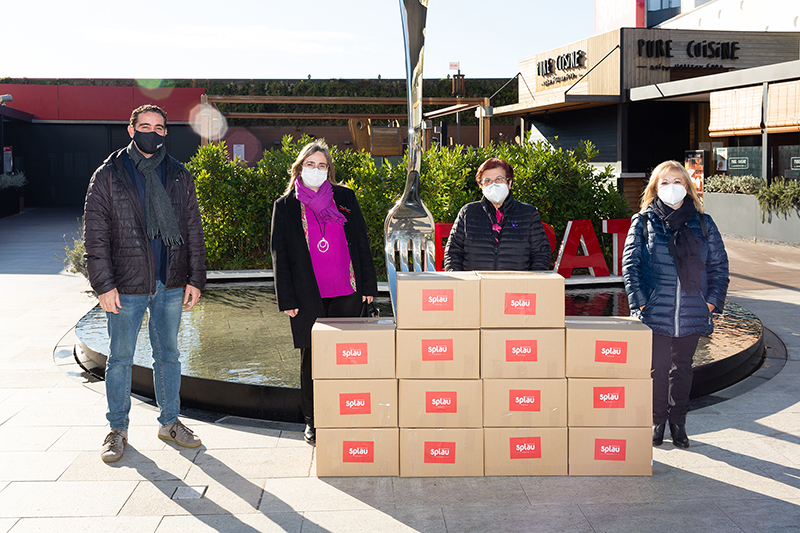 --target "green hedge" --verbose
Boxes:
[755,177,800,221]
[704,174,764,194]
[188,136,632,274]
